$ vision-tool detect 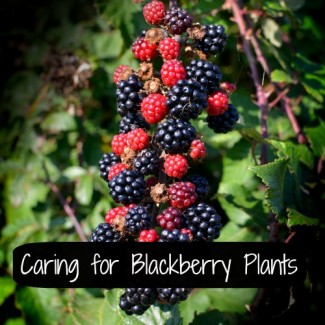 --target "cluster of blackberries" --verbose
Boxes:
[90,0,240,316]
